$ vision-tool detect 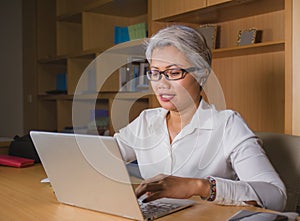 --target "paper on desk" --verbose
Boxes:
[41,177,50,183]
